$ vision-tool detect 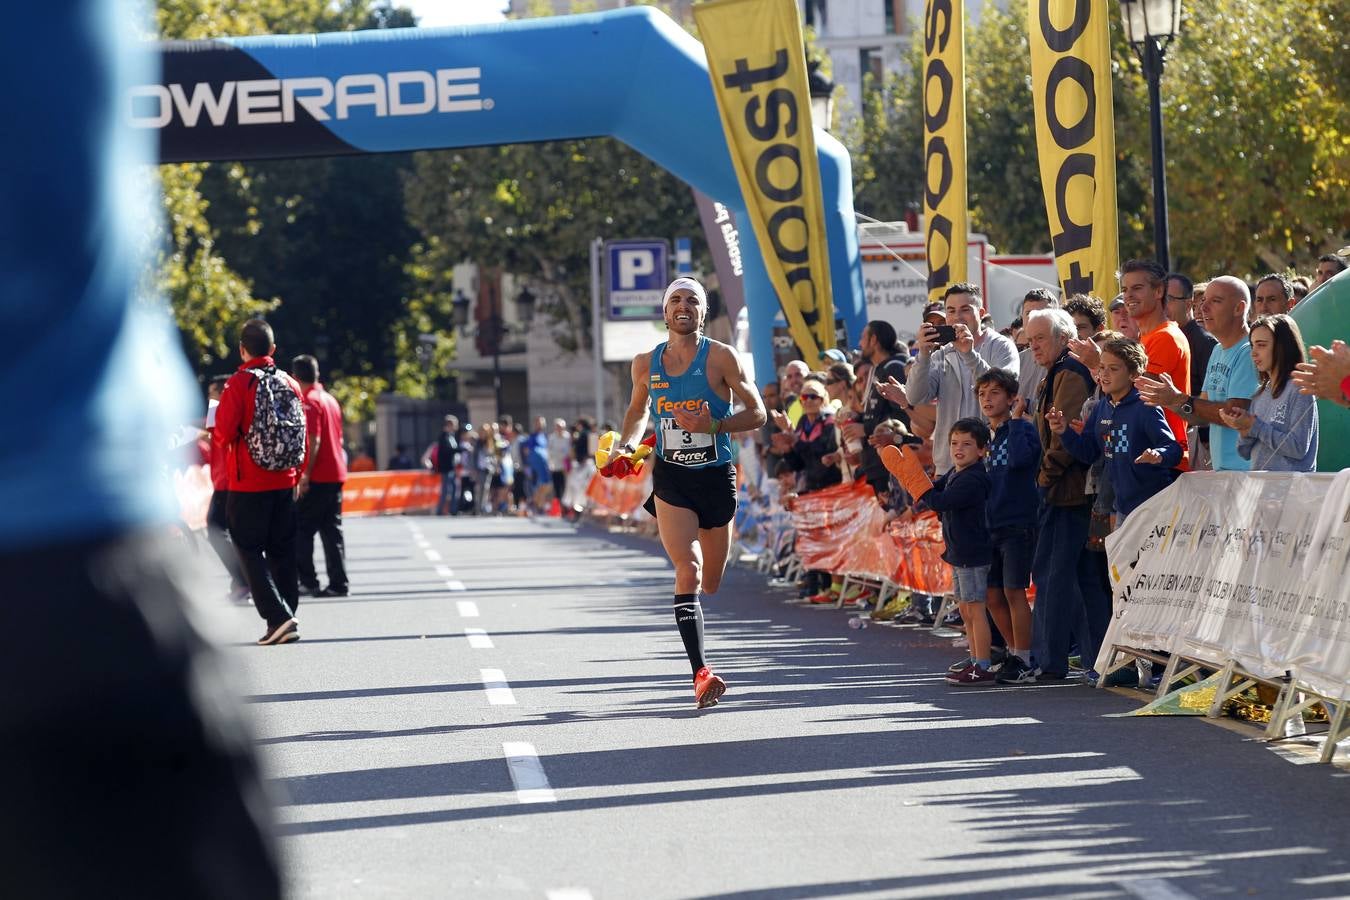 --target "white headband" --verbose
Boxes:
[662,277,707,306]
